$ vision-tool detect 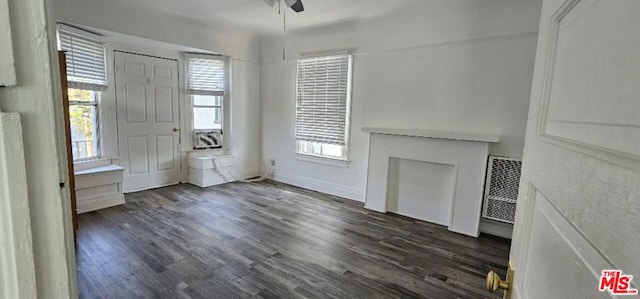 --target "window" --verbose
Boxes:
[57,25,107,161]
[295,53,353,160]
[68,89,100,160]
[187,54,228,149]
[193,95,222,130]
